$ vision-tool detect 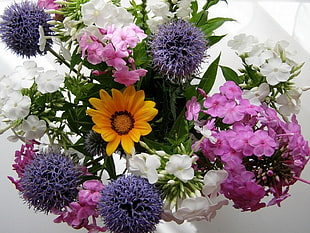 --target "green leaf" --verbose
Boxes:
[203,0,227,10]
[184,85,197,100]
[220,65,243,84]
[207,34,226,46]
[200,17,235,36]
[198,53,221,96]
[168,108,189,144]
[190,11,209,27]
